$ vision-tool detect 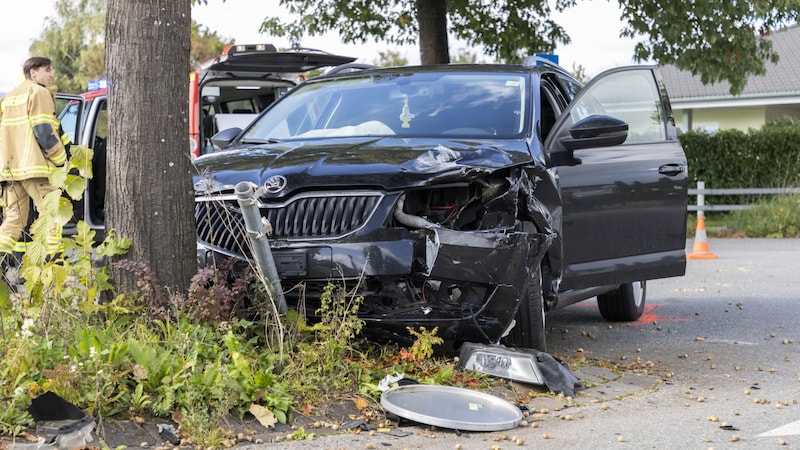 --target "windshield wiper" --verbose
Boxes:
[239,138,281,145]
